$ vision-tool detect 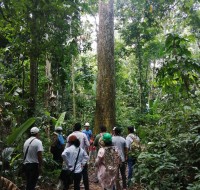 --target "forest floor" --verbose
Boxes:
[35,163,143,190]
